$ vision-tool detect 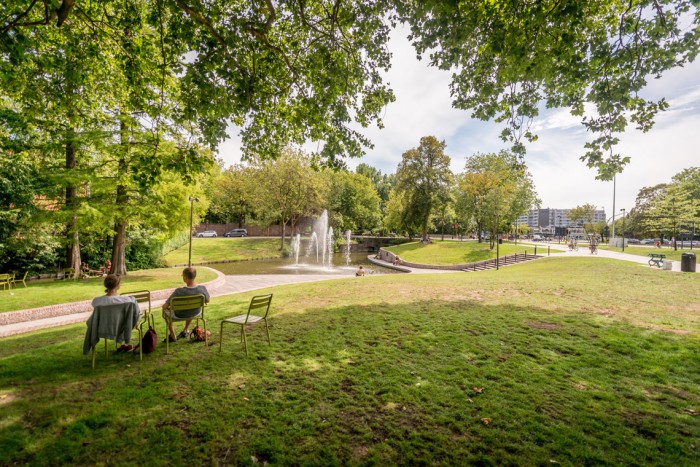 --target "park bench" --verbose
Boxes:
[648,253,666,268]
